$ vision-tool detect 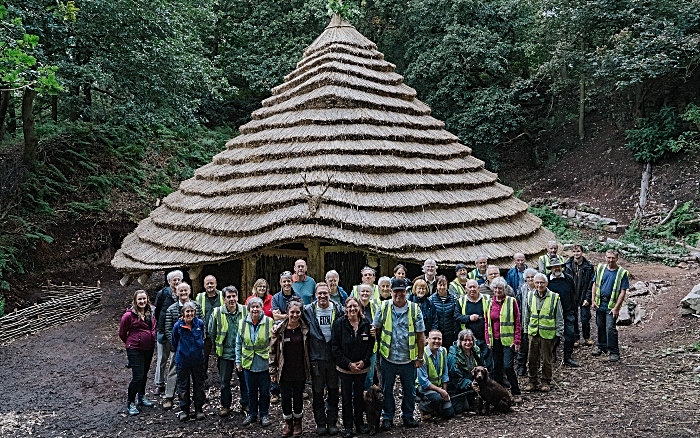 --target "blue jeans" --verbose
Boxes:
[596,309,619,355]
[219,358,248,409]
[364,352,377,391]
[380,358,416,421]
[417,389,455,418]
[244,369,270,417]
